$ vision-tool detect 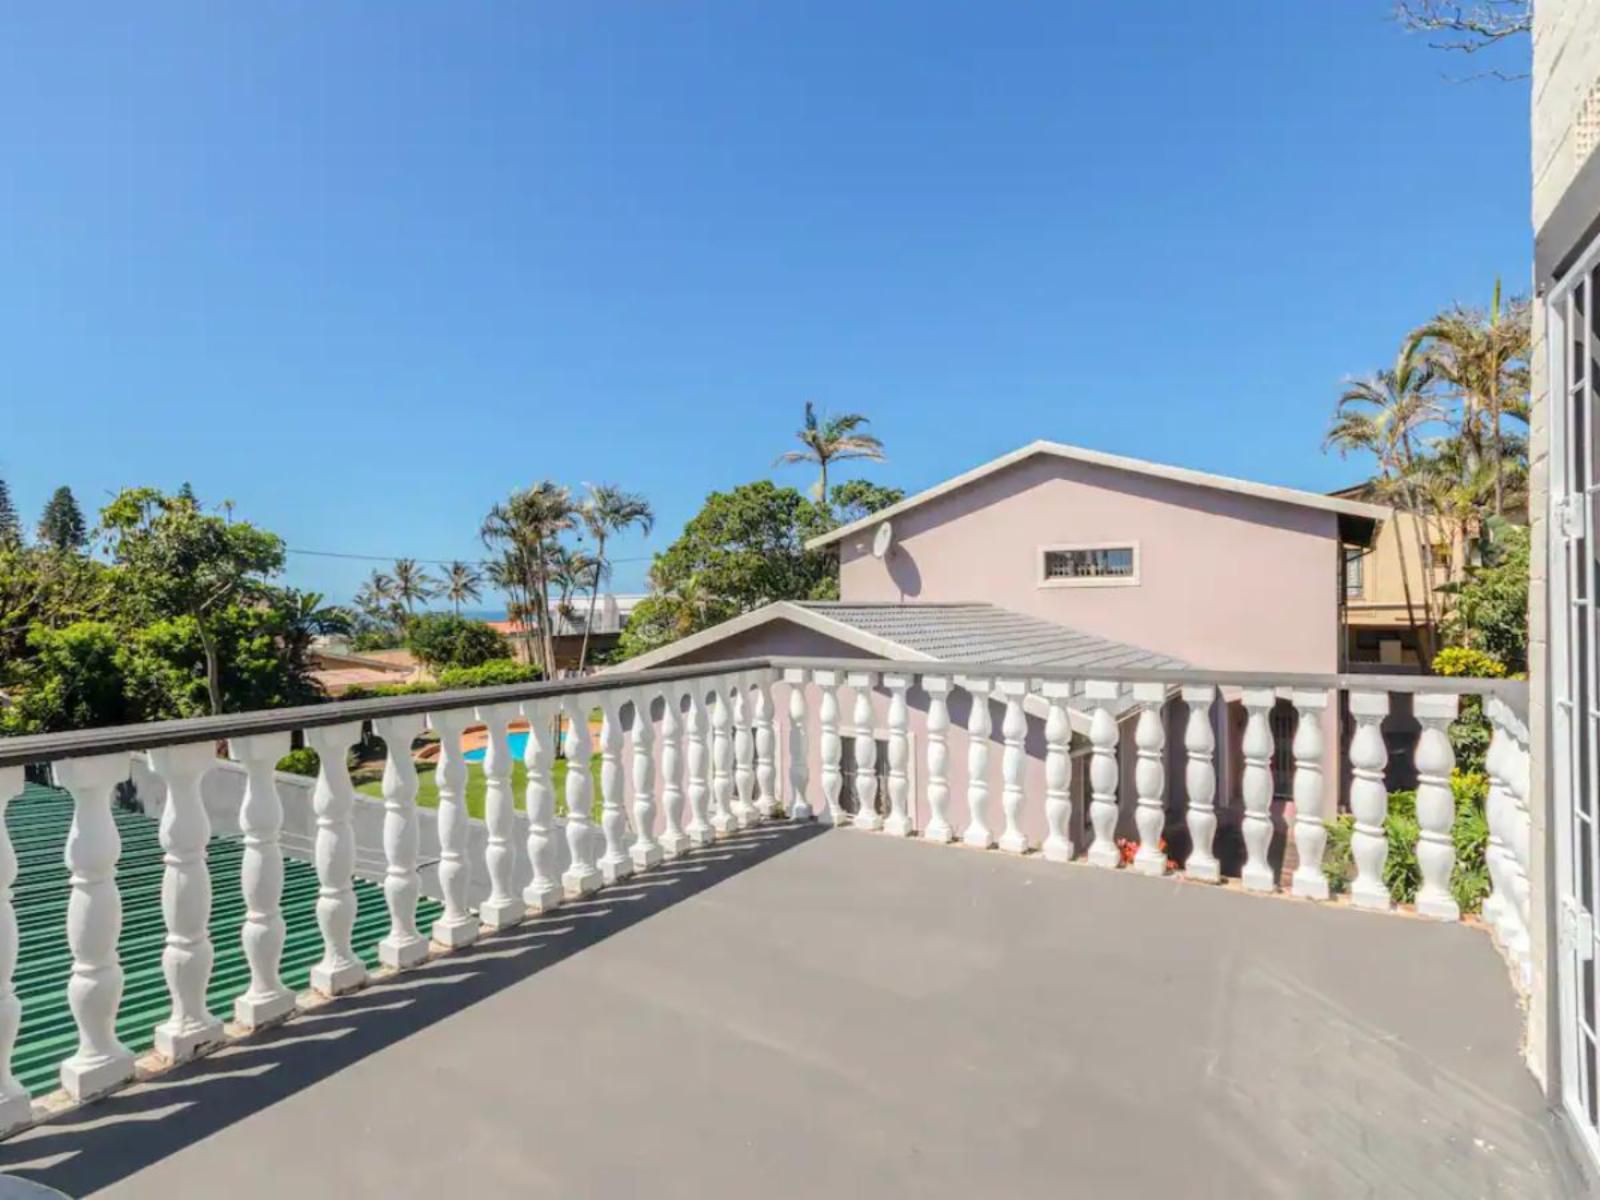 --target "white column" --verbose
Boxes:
[783,669,813,822]
[229,734,295,1029]
[562,694,602,895]
[1481,710,1512,939]
[1287,691,1331,901]
[959,676,994,848]
[374,714,428,968]
[922,675,954,844]
[630,691,663,870]
[1181,685,1220,882]
[997,678,1029,853]
[476,703,526,928]
[0,768,33,1132]
[1507,732,1534,985]
[147,742,224,1062]
[1085,680,1123,869]
[685,687,715,846]
[596,694,633,885]
[754,678,778,819]
[1239,688,1276,894]
[1041,683,1074,862]
[1130,683,1167,876]
[1348,691,1392,912]
[883,674,913,837]
[848,672,882,832]
[710,684,737,835]
[307,722,367,995]
[521,701,563,912]
[732,685,757,829]
[1412,692,1461,921]
[55,753,135,1101]
[659,687,693,852]
[429,709,478,948]
[816,671,844,827]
